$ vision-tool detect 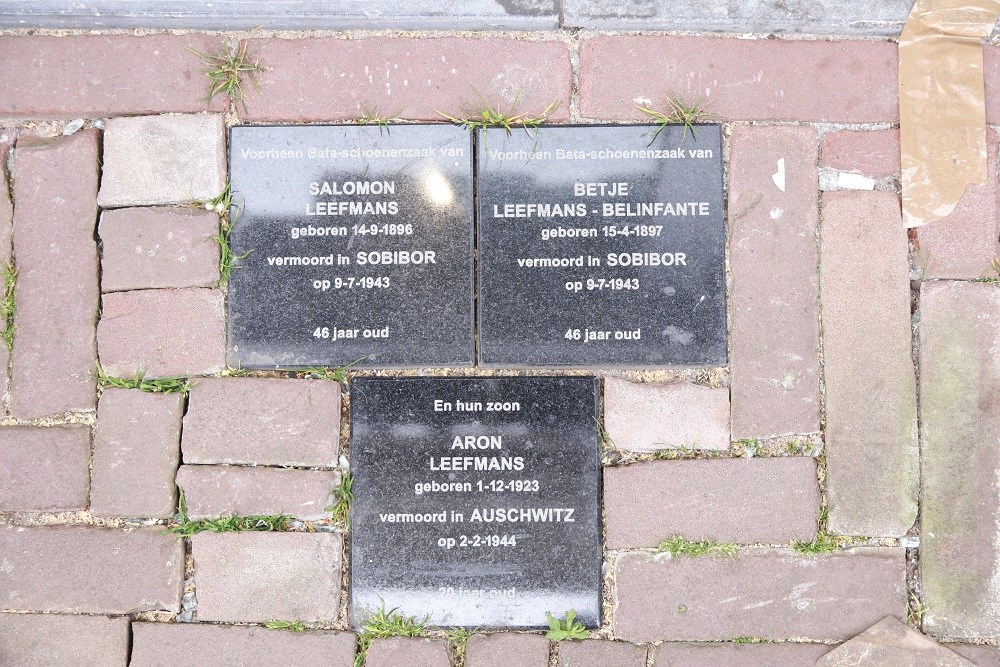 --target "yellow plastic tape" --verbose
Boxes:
[899,0,1000,228]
